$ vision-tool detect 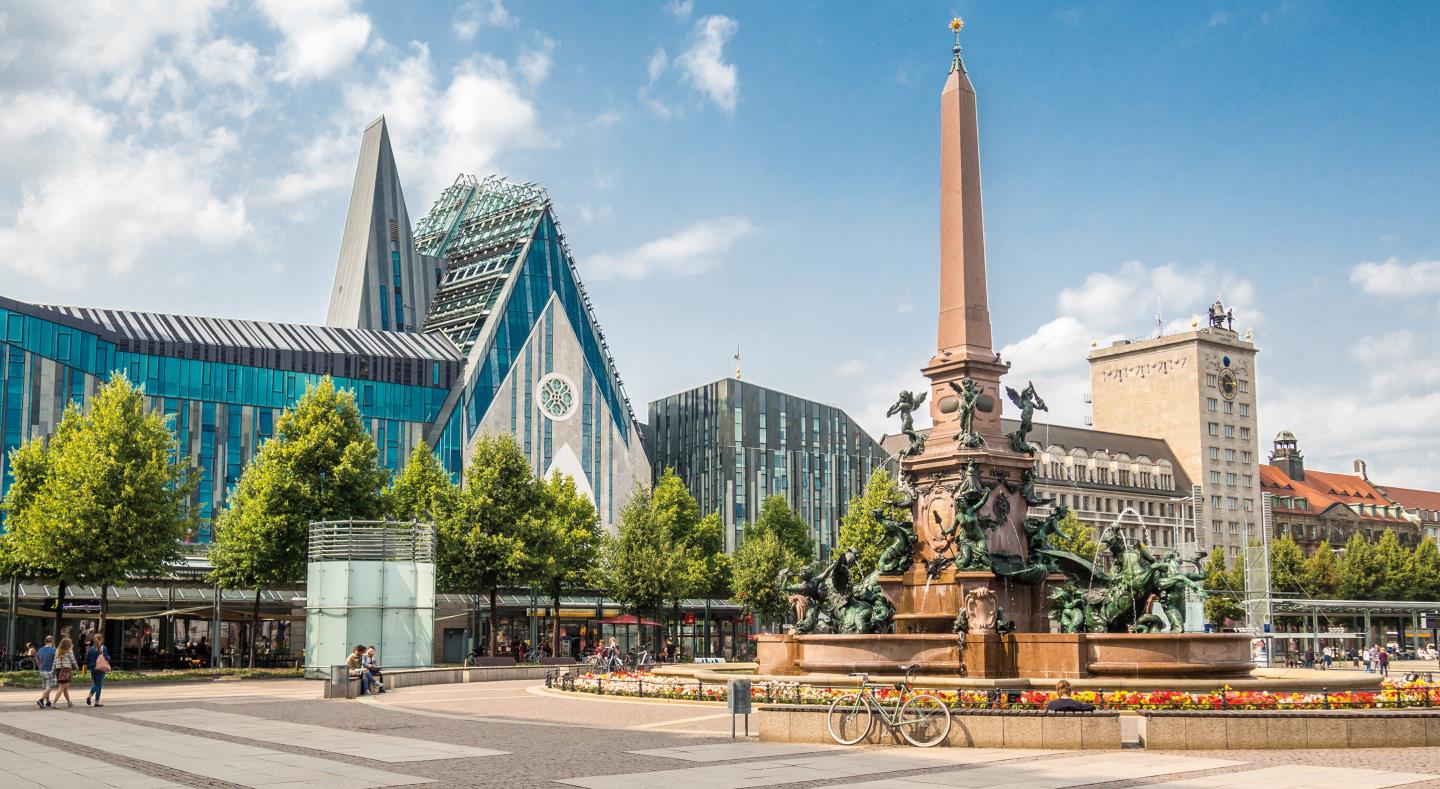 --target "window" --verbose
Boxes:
[1225,449,1236,462]
[1226,497,1238,510]
[1211,519,1223,533]
[1206,373,1217,387]
[1207,398,1218,412]
[1229,520,1240,535]
[1224,424,1235,438]
[1242,474,1252,487]
[1226,472,1237,486]
[1239,403,1250,417]
[1209,471,1221,484]
[1222,400,1233,414]
[1239,379,1249,393]
[1239,427,1251,440]
[1241,451,1253,463]
[1210,446,1220,460]
[1210,495,1222,508]
[1243,498,1255,512]
[1208,422,1219,436]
